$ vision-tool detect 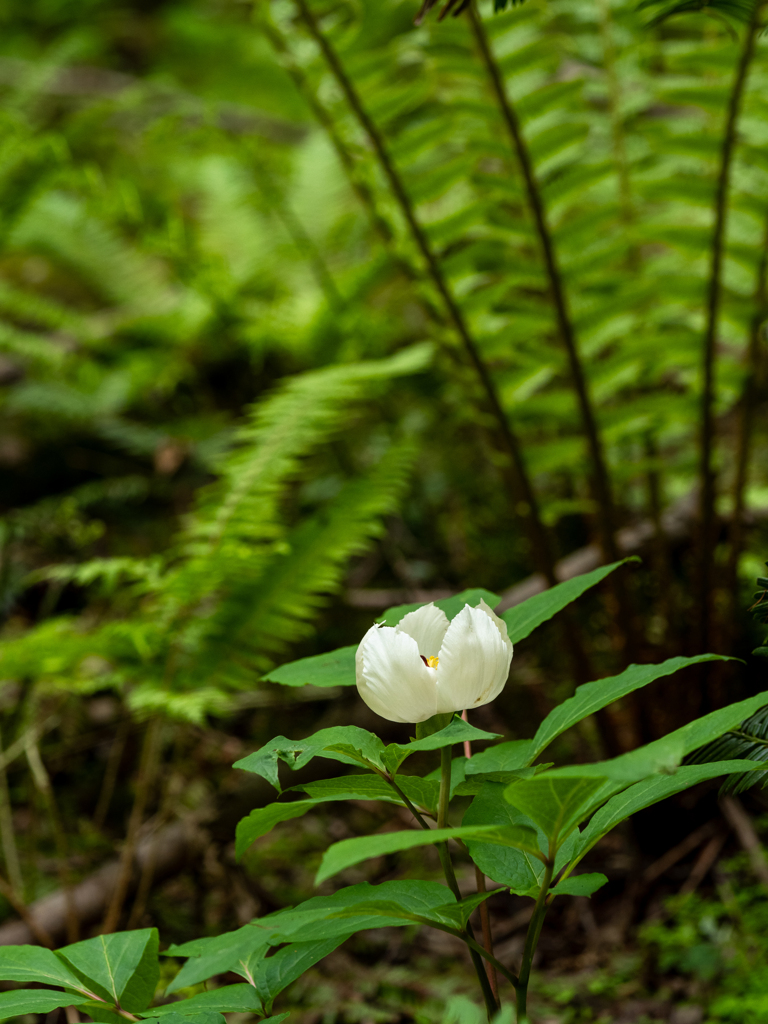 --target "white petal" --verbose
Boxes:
[435,604,513,715]
[396,603,450,657]
[476,599,514,656]
[356,624,438,724]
